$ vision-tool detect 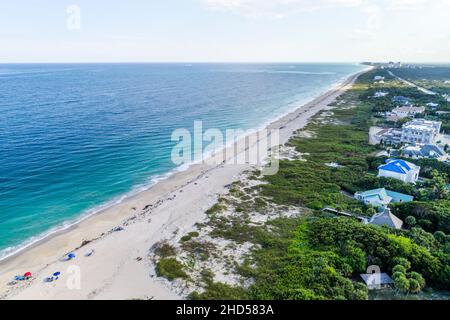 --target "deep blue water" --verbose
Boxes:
[0,63,365,259]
